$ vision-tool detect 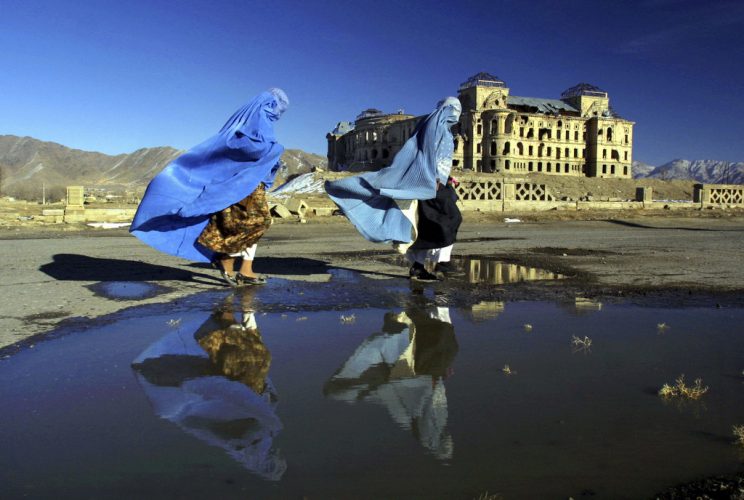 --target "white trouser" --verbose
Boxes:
[228,244,257,260]
[406,244,453,265]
